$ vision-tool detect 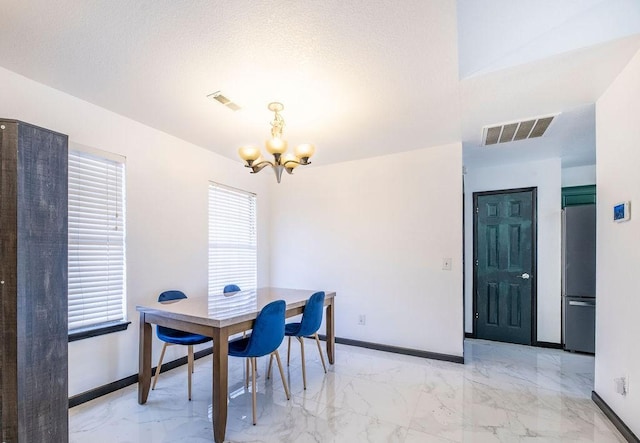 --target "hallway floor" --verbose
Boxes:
[69,339,623,442]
